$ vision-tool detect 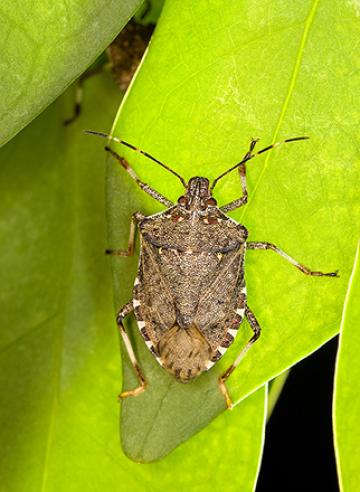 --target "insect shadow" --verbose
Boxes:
[86,130,338,408]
